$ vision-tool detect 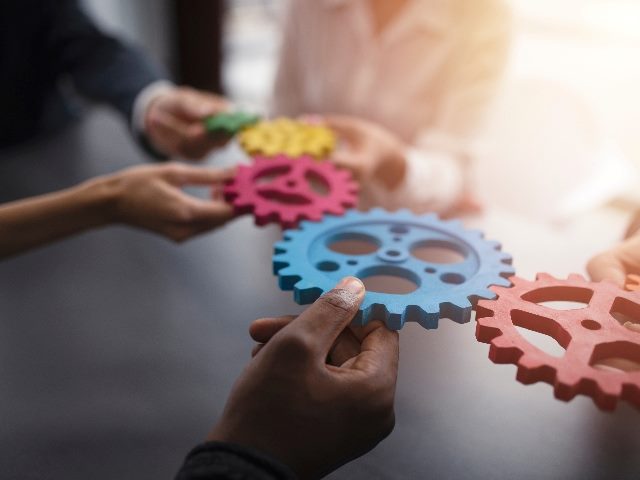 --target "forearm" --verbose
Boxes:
[0,179,114,259]
[175,442,296,480]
